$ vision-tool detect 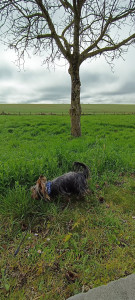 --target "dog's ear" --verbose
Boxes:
[39,175,46,180]
[37,176,46,187]
[39,176,51,201]
[38,175,47,183]
[31,176,50,200]
[37,176,48,199]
